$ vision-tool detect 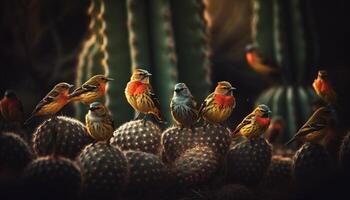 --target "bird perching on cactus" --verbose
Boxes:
[170,83,198,128]
[286,106,334,146]
[125,68,164,122]
[233,104,272,140]
[69,75,113,105]
[24,83,74,125]
[198,81,236,125]
[0,90,24,124]
[85,102,114,141]
[313,70,337,106]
